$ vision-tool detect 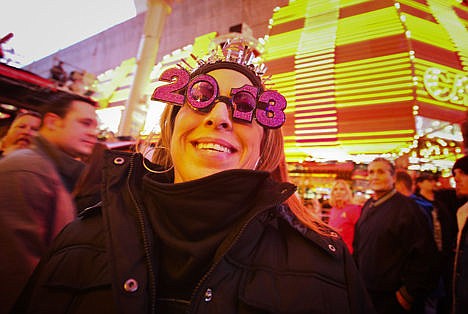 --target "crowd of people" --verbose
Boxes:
[0,39,467,314]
